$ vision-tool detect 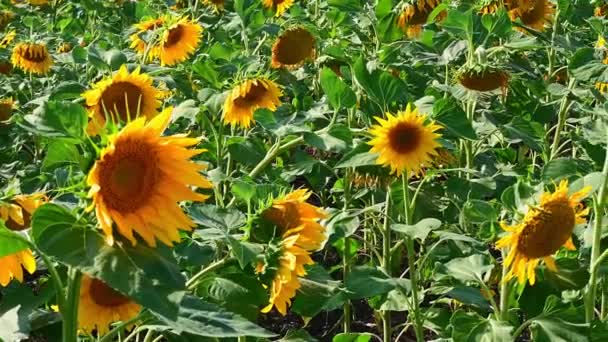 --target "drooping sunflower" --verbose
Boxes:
[456,65,510,93]
[129,17,165,58]
[397,0,445,38]
[262,0,296,17]
[595,3,608,17]
[259,234,314,315]
[223,78,282,128]
[78,275,141,335]
[368,104,442,176]
[0,10,14,30]
[87,107,212,247]
[496,180,591,285]
[11,42,53,75]
[0,30,16,48]
[203,0,225,12]
[157,17,203,66]
[0,98,14,122]
[509,0,554,32]
[0,193,47,287]
[271,27,316,69]
[82,65,161,132]
[479,0,504,15]
[262,189,327,251]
